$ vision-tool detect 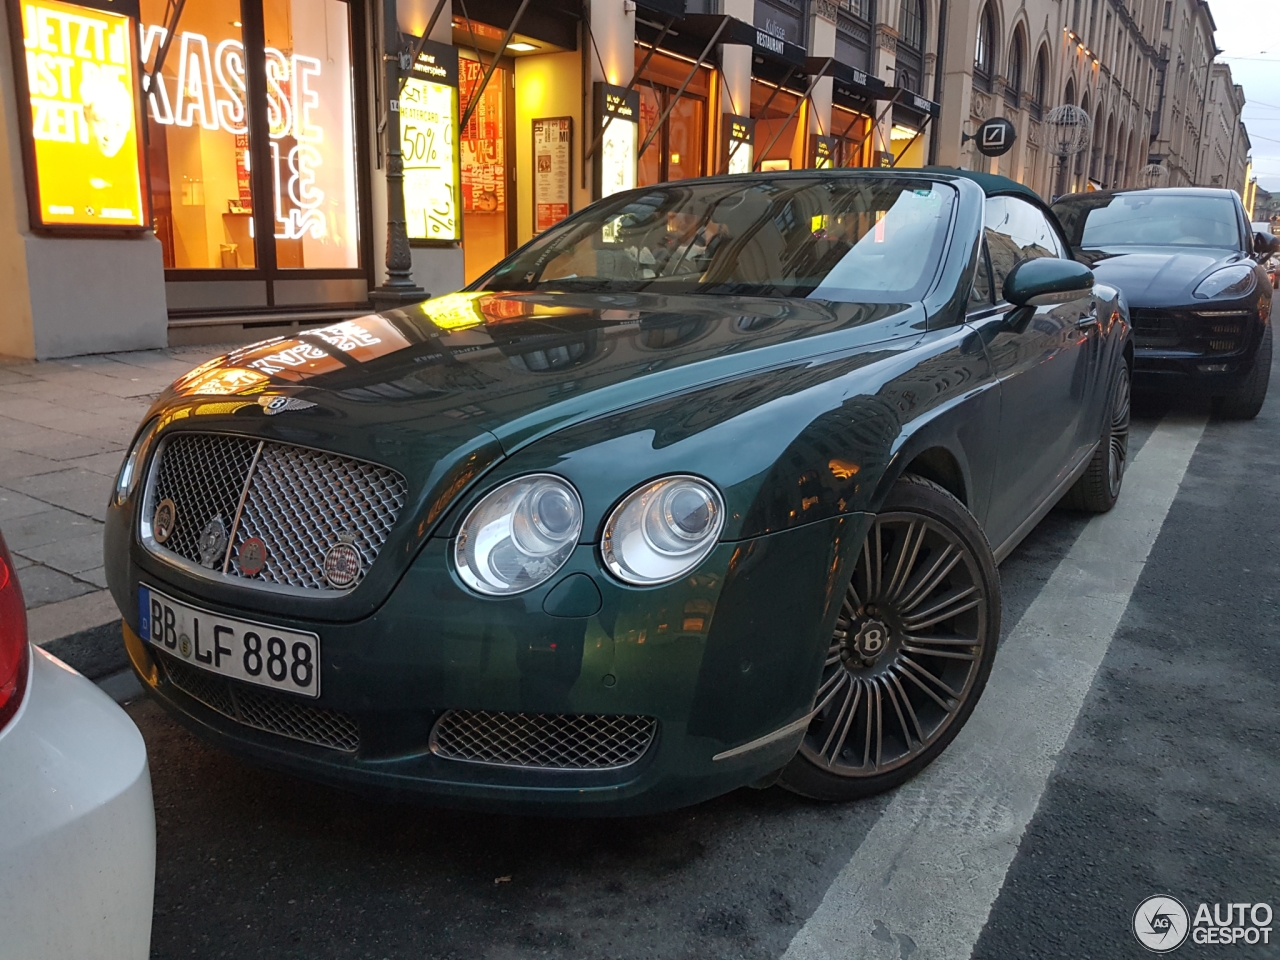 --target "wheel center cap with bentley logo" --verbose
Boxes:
[197,516,228,569]
[852,619,890,664]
